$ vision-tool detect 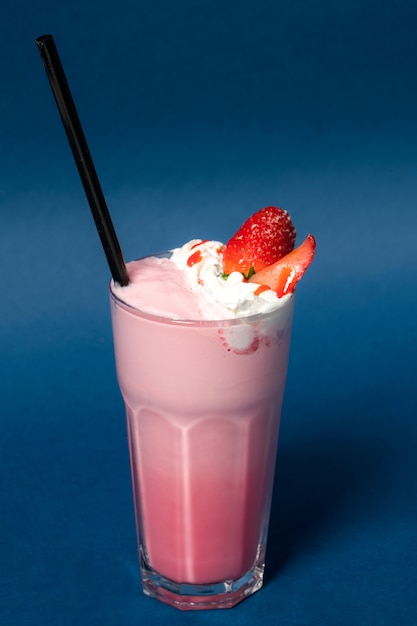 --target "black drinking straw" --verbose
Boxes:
[35,34,130,286]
